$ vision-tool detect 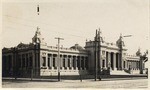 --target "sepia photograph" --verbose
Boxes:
[1,0,149,88]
